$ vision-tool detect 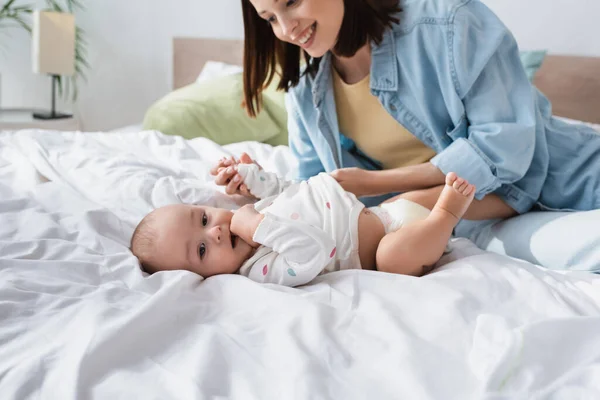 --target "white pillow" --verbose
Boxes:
[462,210,600,272]
[196,61,243,84]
